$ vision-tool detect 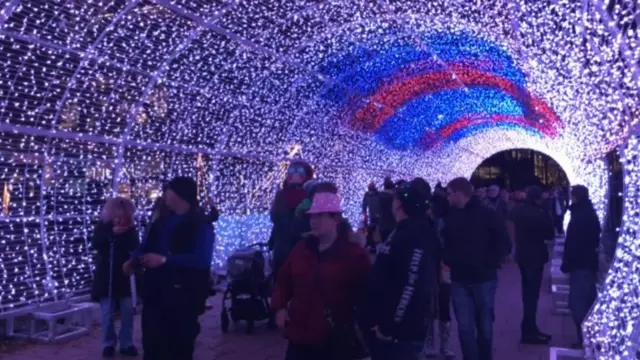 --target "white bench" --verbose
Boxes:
[2,306,35,339]
[549,347,584,360]
[29,302,92,342]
